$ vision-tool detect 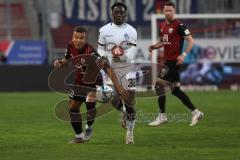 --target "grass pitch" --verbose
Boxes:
[0,91,239,160]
